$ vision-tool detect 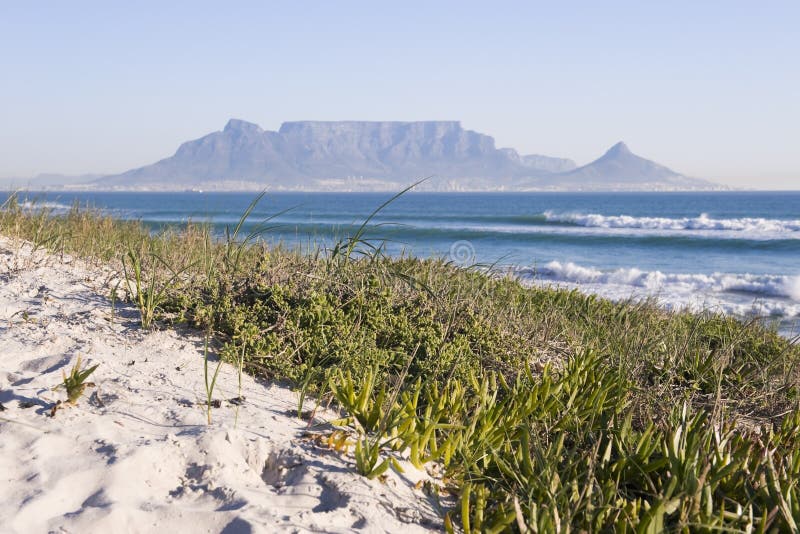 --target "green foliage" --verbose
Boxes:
[60,355,99,404]
[122,243,196,329]
[203,333,223,425]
